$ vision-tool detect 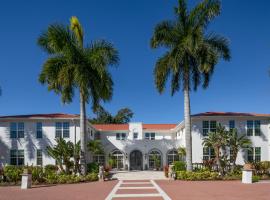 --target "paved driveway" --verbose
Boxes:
[0,181,117,200]
[0,180,269,200]
[156,180,270,200]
